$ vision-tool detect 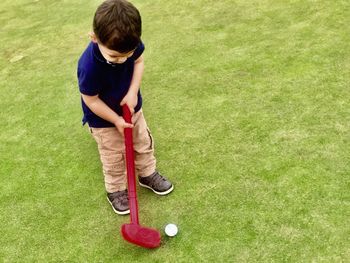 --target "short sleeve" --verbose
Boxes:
[131,41,145,60]
[77,67,101,96]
